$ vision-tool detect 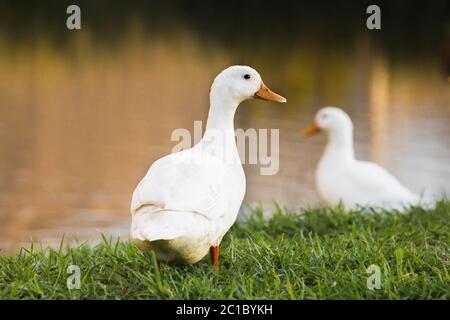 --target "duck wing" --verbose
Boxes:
[346,160,418,206]
[131,149,239,222]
